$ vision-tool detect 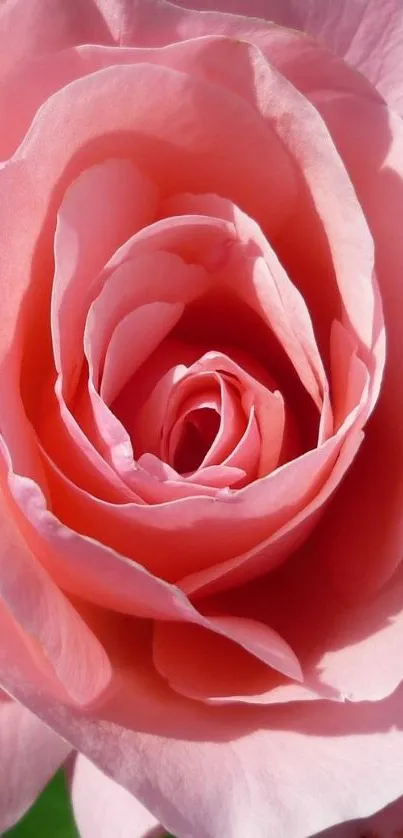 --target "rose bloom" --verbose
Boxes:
[1,0,403,836]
